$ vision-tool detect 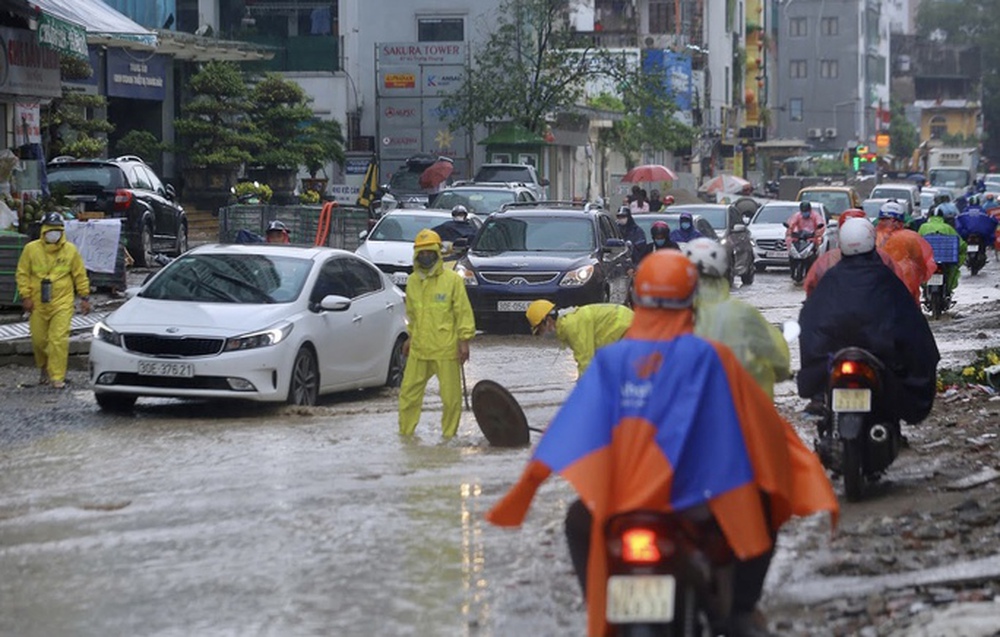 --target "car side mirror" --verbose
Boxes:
[539,178,550,186]
[453,237,469,250]
[319,294,351,312]
[359,230,369,240]
[604,237,626,251]
[165,184,176,200]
